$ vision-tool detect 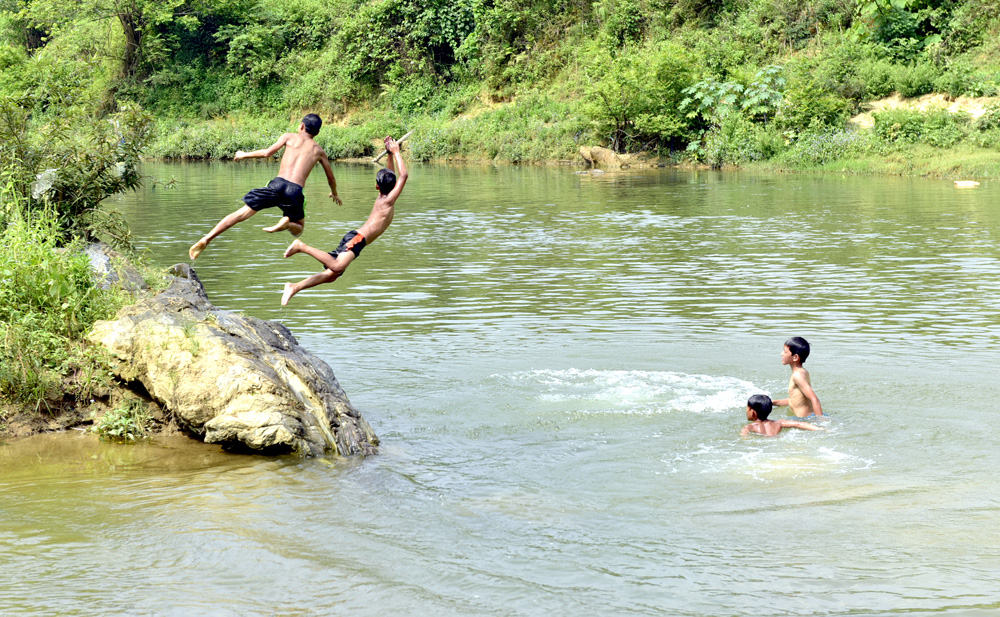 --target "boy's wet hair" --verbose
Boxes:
[302,113,322,136]
[748,394,773,420]
[785,336,810,362]
[376,168,396,195]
